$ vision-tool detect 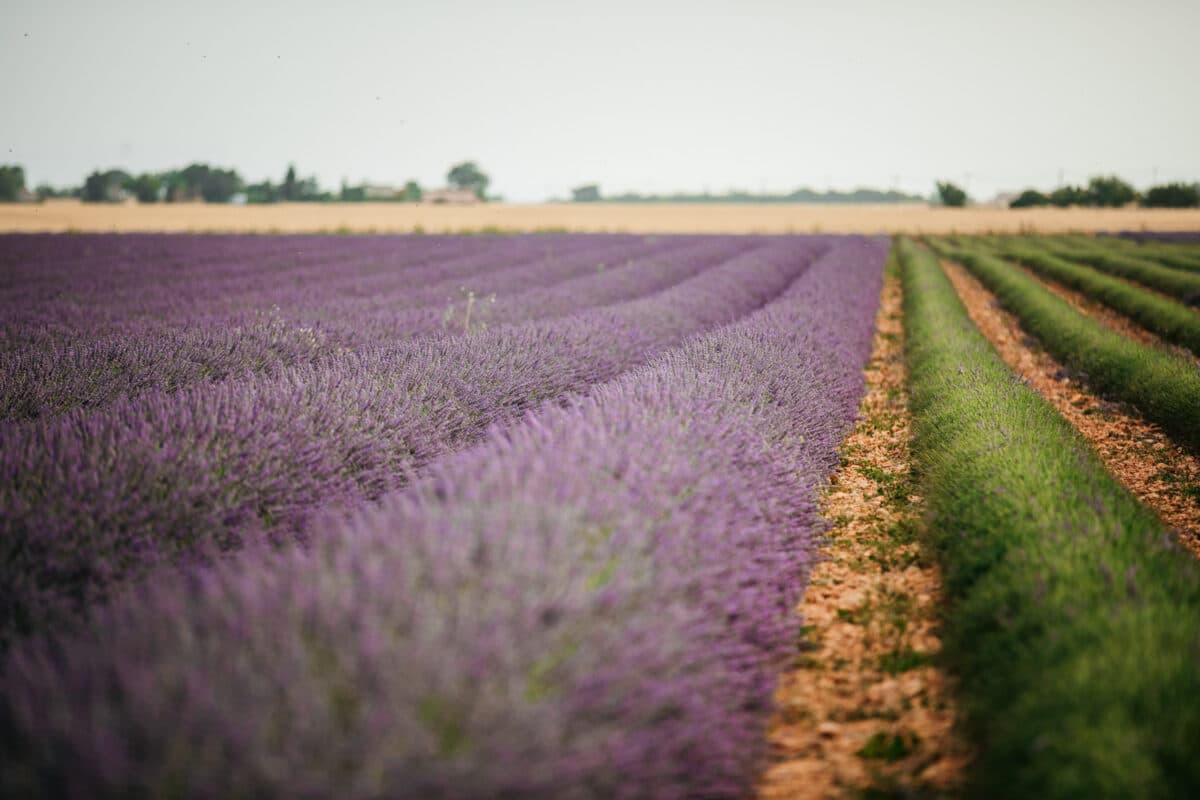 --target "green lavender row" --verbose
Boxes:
[981,236,1200,356]
[900,237,1200,799]
[928,238,1200,453]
